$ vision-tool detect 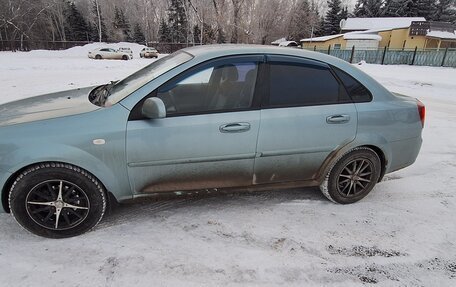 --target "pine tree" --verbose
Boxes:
[203,23,216,44]
[133,23,146,44]
[382,0,396,16]
[193,25,201,43]
[216,27,226,43]
[193,23,216,44]
[288,0,312,41]
[403,0,420,17]
[340,6,349,20]
[167,0,189,43]
[417,0,437,20]
[158,18,172,43]
[310,0,325,37]
[323,0,343,35]
[353,0,383,17]
[434,0,456,23]
[113,7,132,42]
[91,0,108,42]
[314,16,326,37]
[384,0,420,17]
[65,2,90,41]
